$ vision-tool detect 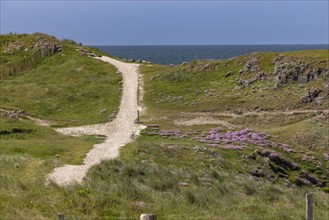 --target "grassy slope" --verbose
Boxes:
[138,51,329,181]
[1,33,43,64]
[1,33,122,127]
[1,38,329,220]
[70,50,328,219]
[141,50,328,113]
[0,117,105,165]
[101,50,329,218]
[0,34,122,219]
[0,34,120,167]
